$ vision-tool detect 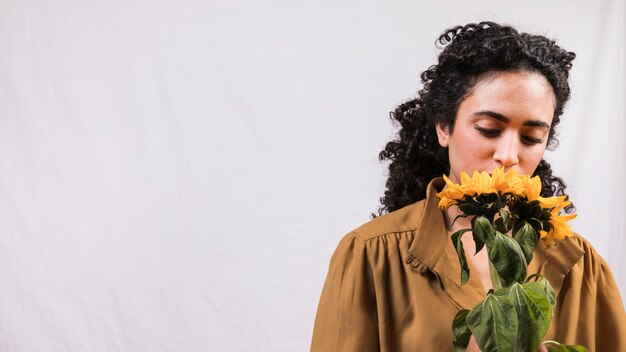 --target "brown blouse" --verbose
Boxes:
[311,177,626,351]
